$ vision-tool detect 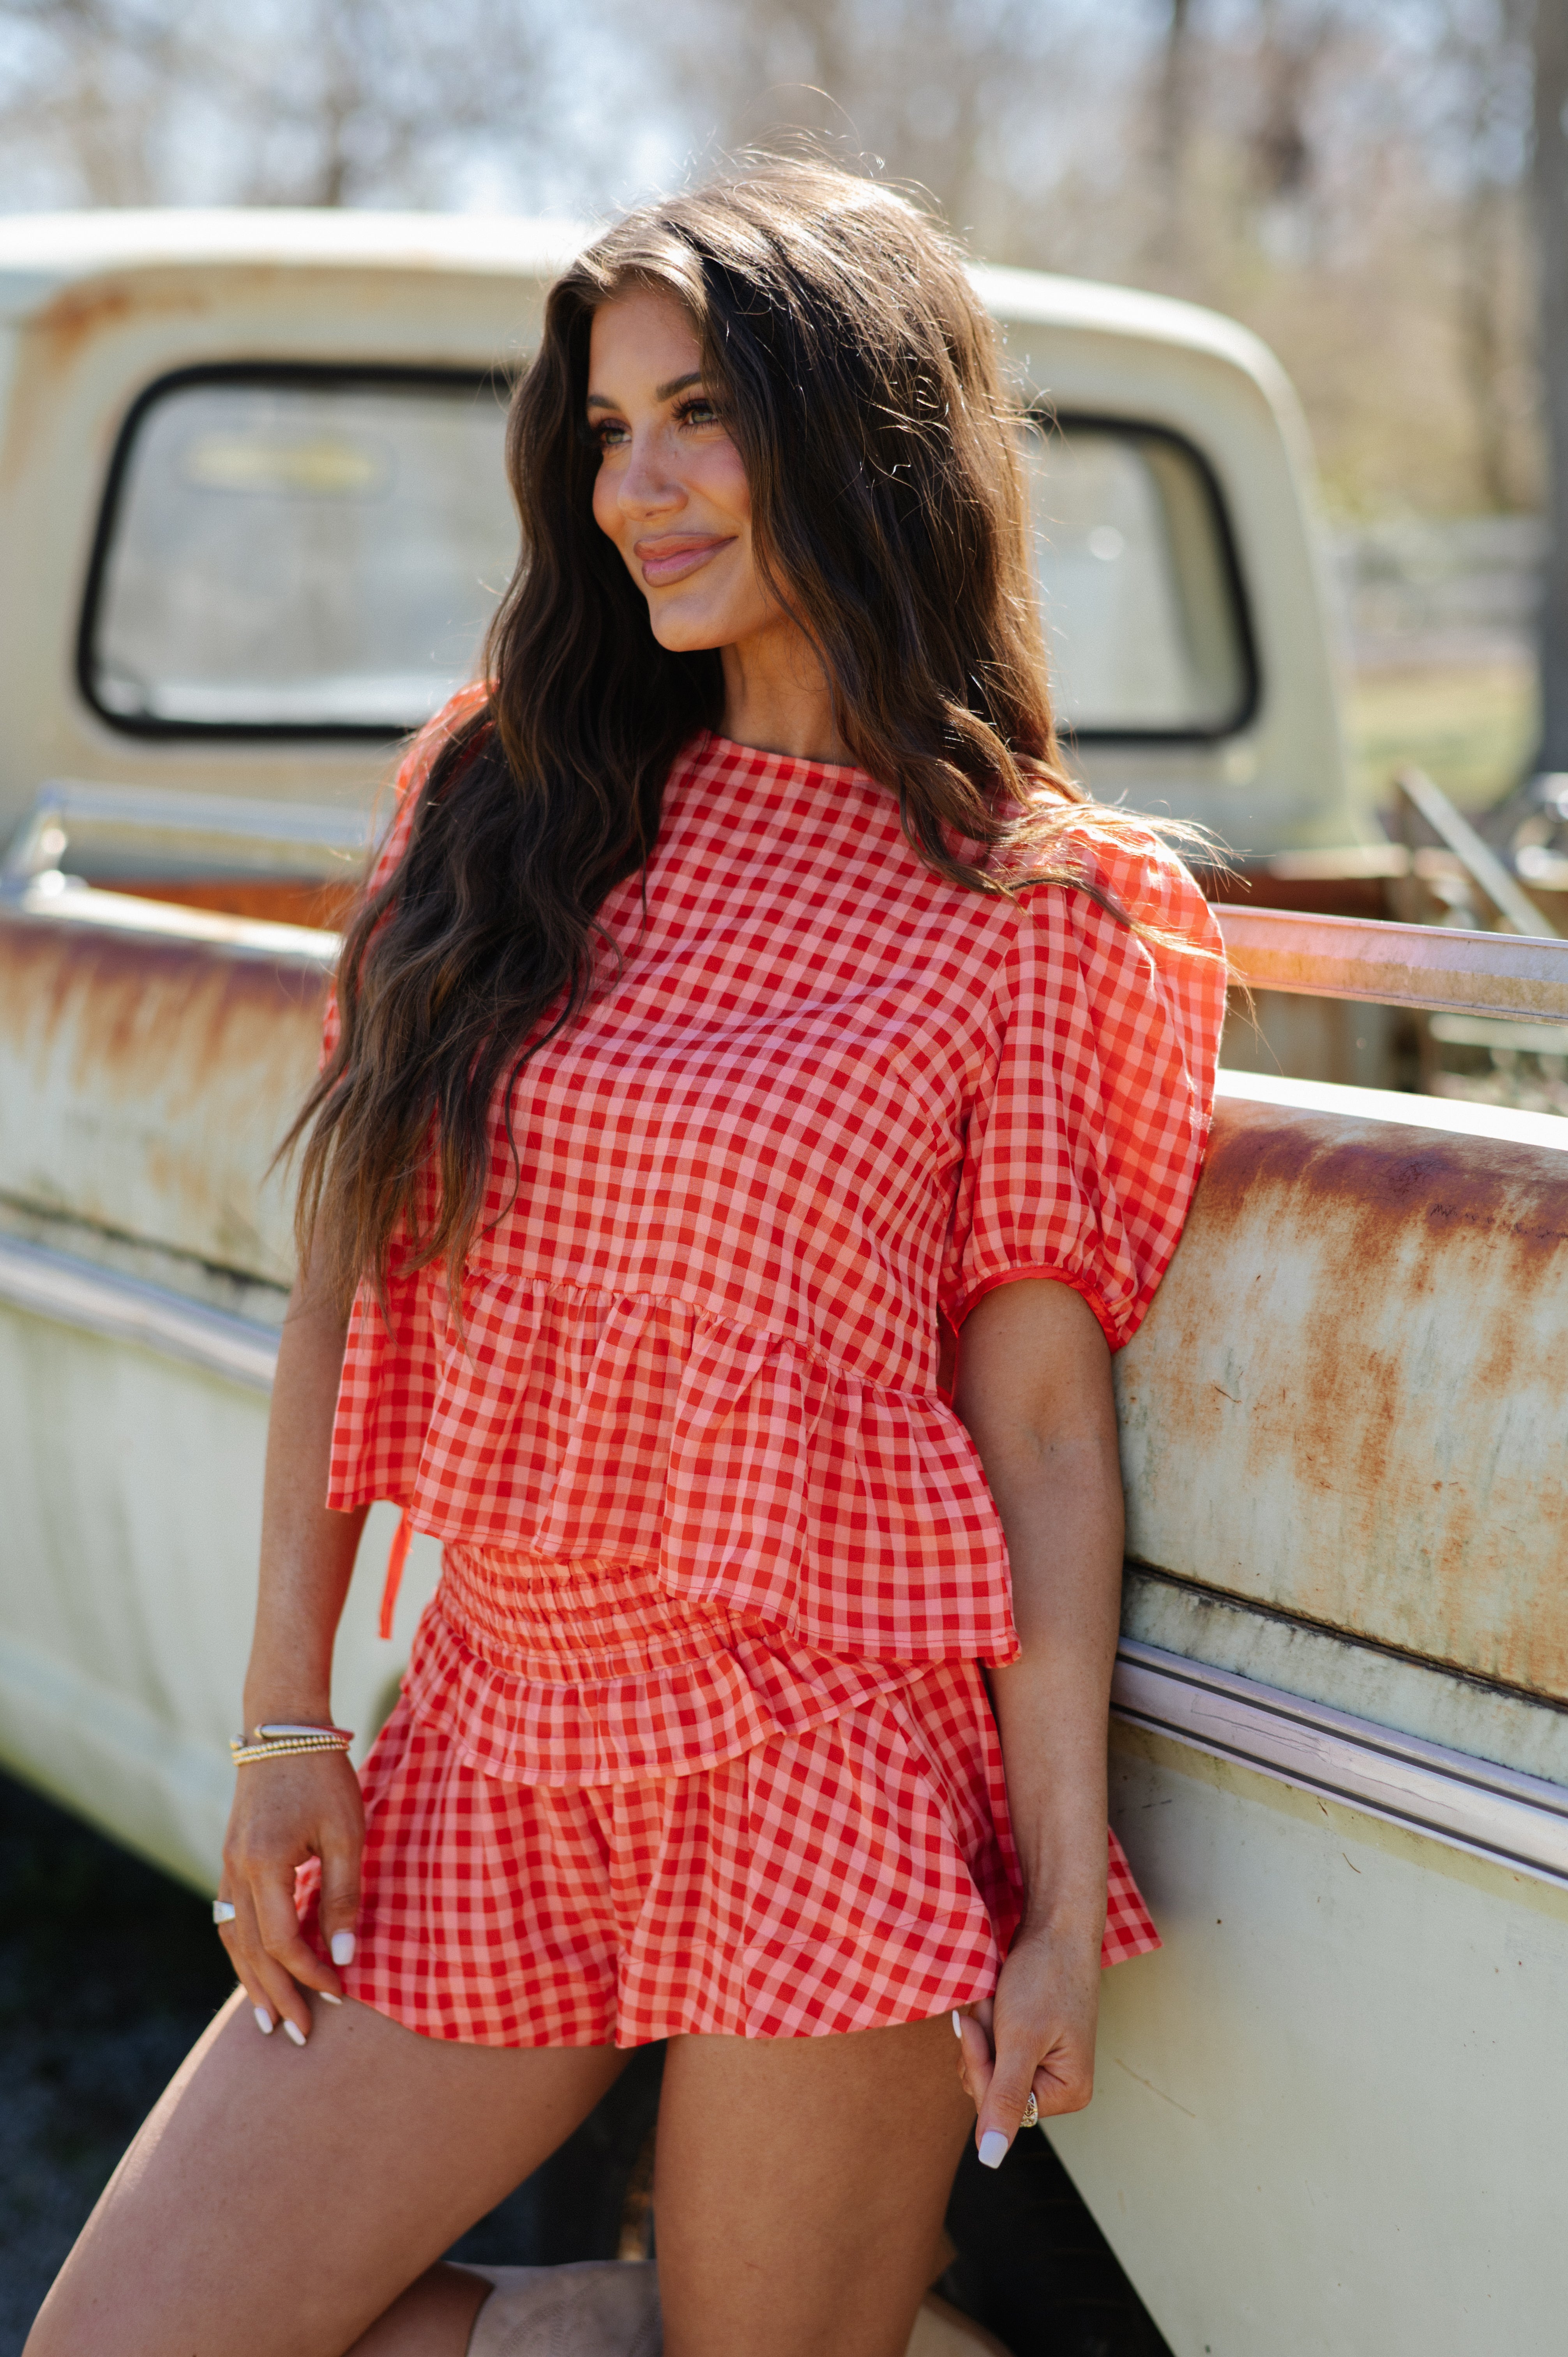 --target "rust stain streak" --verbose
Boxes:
[0,909,328,1281]
[1118,1094,1568,1705]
